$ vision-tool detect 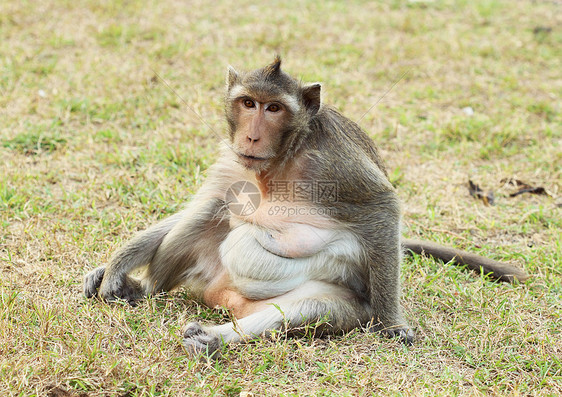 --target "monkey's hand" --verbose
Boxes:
[182,322,221,358]
[97,274,143,306]
[83,266,106,299]
[84,266,143,306]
